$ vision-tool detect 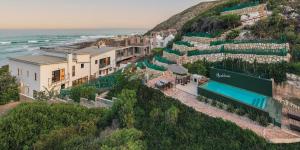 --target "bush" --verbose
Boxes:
[236,108,246,116]
[226,104,235,113]
[0,102,106,149]
[211,100,217,106]
[257,116,269,127]
[204,98,209,103]
[0,66,19,105]
[217,102,224,109]
[70,86,97,102]
[226,29,240,40]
